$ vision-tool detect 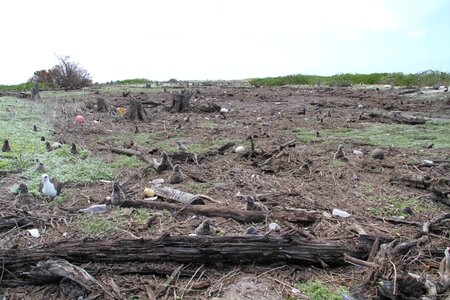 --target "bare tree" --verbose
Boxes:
[51,55,92,90]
